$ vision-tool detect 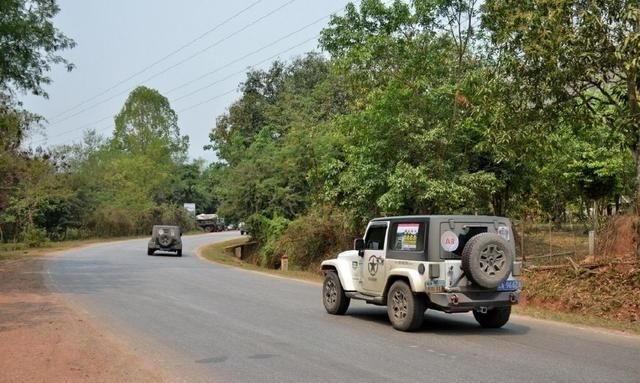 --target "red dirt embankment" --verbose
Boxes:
[0,258,166,383]
[522,215,640,323]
